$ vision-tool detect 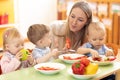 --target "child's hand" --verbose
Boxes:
[15,52,22,60]
[27,54,34,65]
[90,49,99,58]
[105,49,114,56]
[51,48,59,58]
